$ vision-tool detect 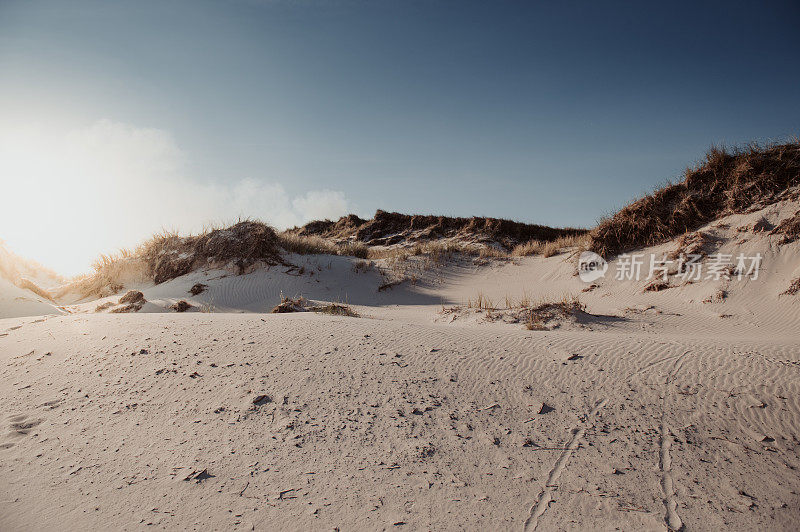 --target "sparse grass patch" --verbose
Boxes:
[311,303,359,317]
[277,233,368,258]
[455,292,585,330]
[512,234,591,257]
